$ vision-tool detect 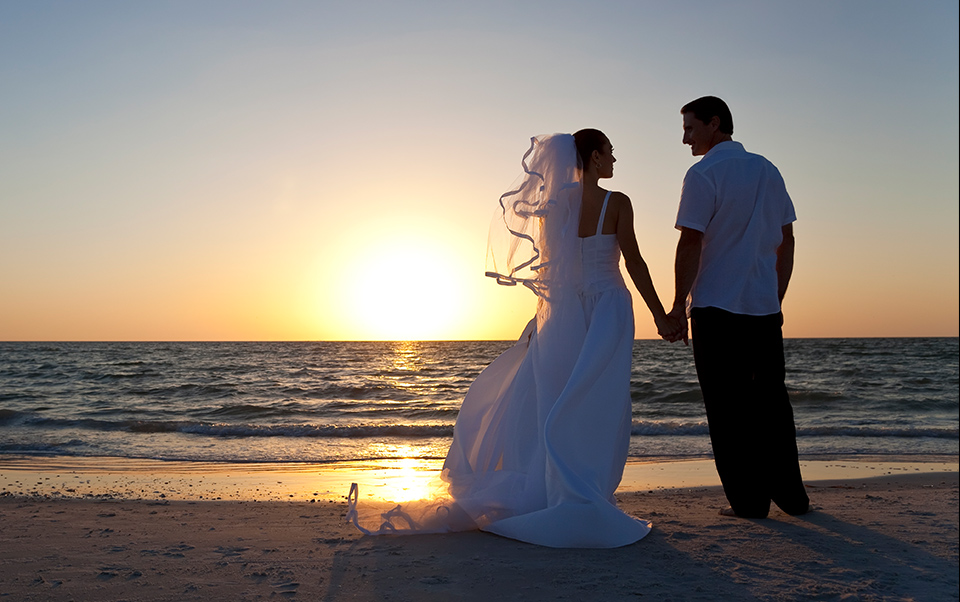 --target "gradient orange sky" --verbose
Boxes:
[1,2,957,340]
